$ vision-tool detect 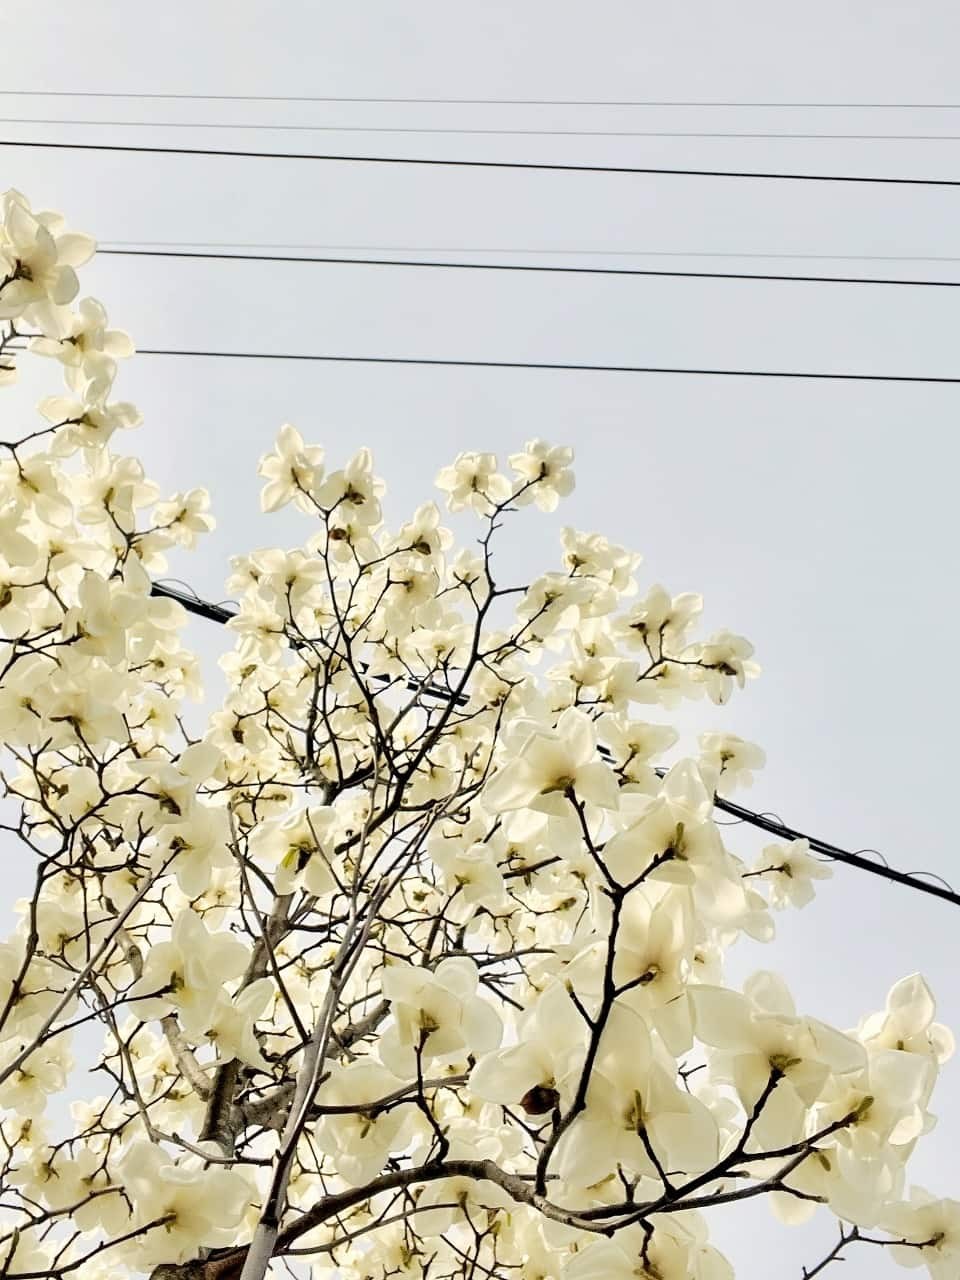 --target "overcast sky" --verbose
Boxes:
[2,4,959,1277]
